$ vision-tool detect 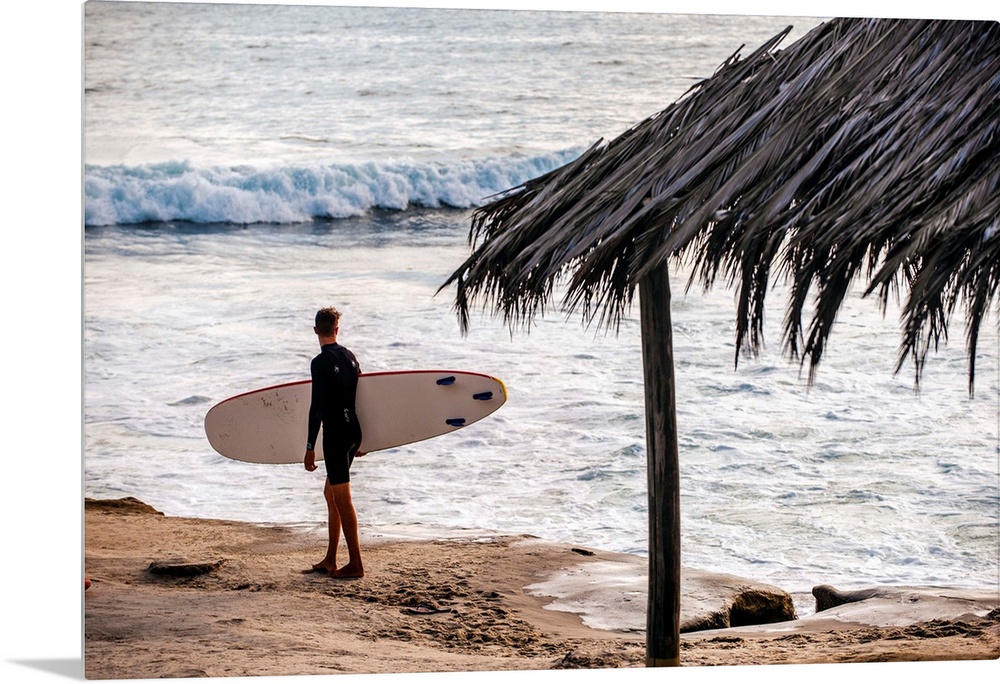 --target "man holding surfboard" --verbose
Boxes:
[303,307,366,578]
